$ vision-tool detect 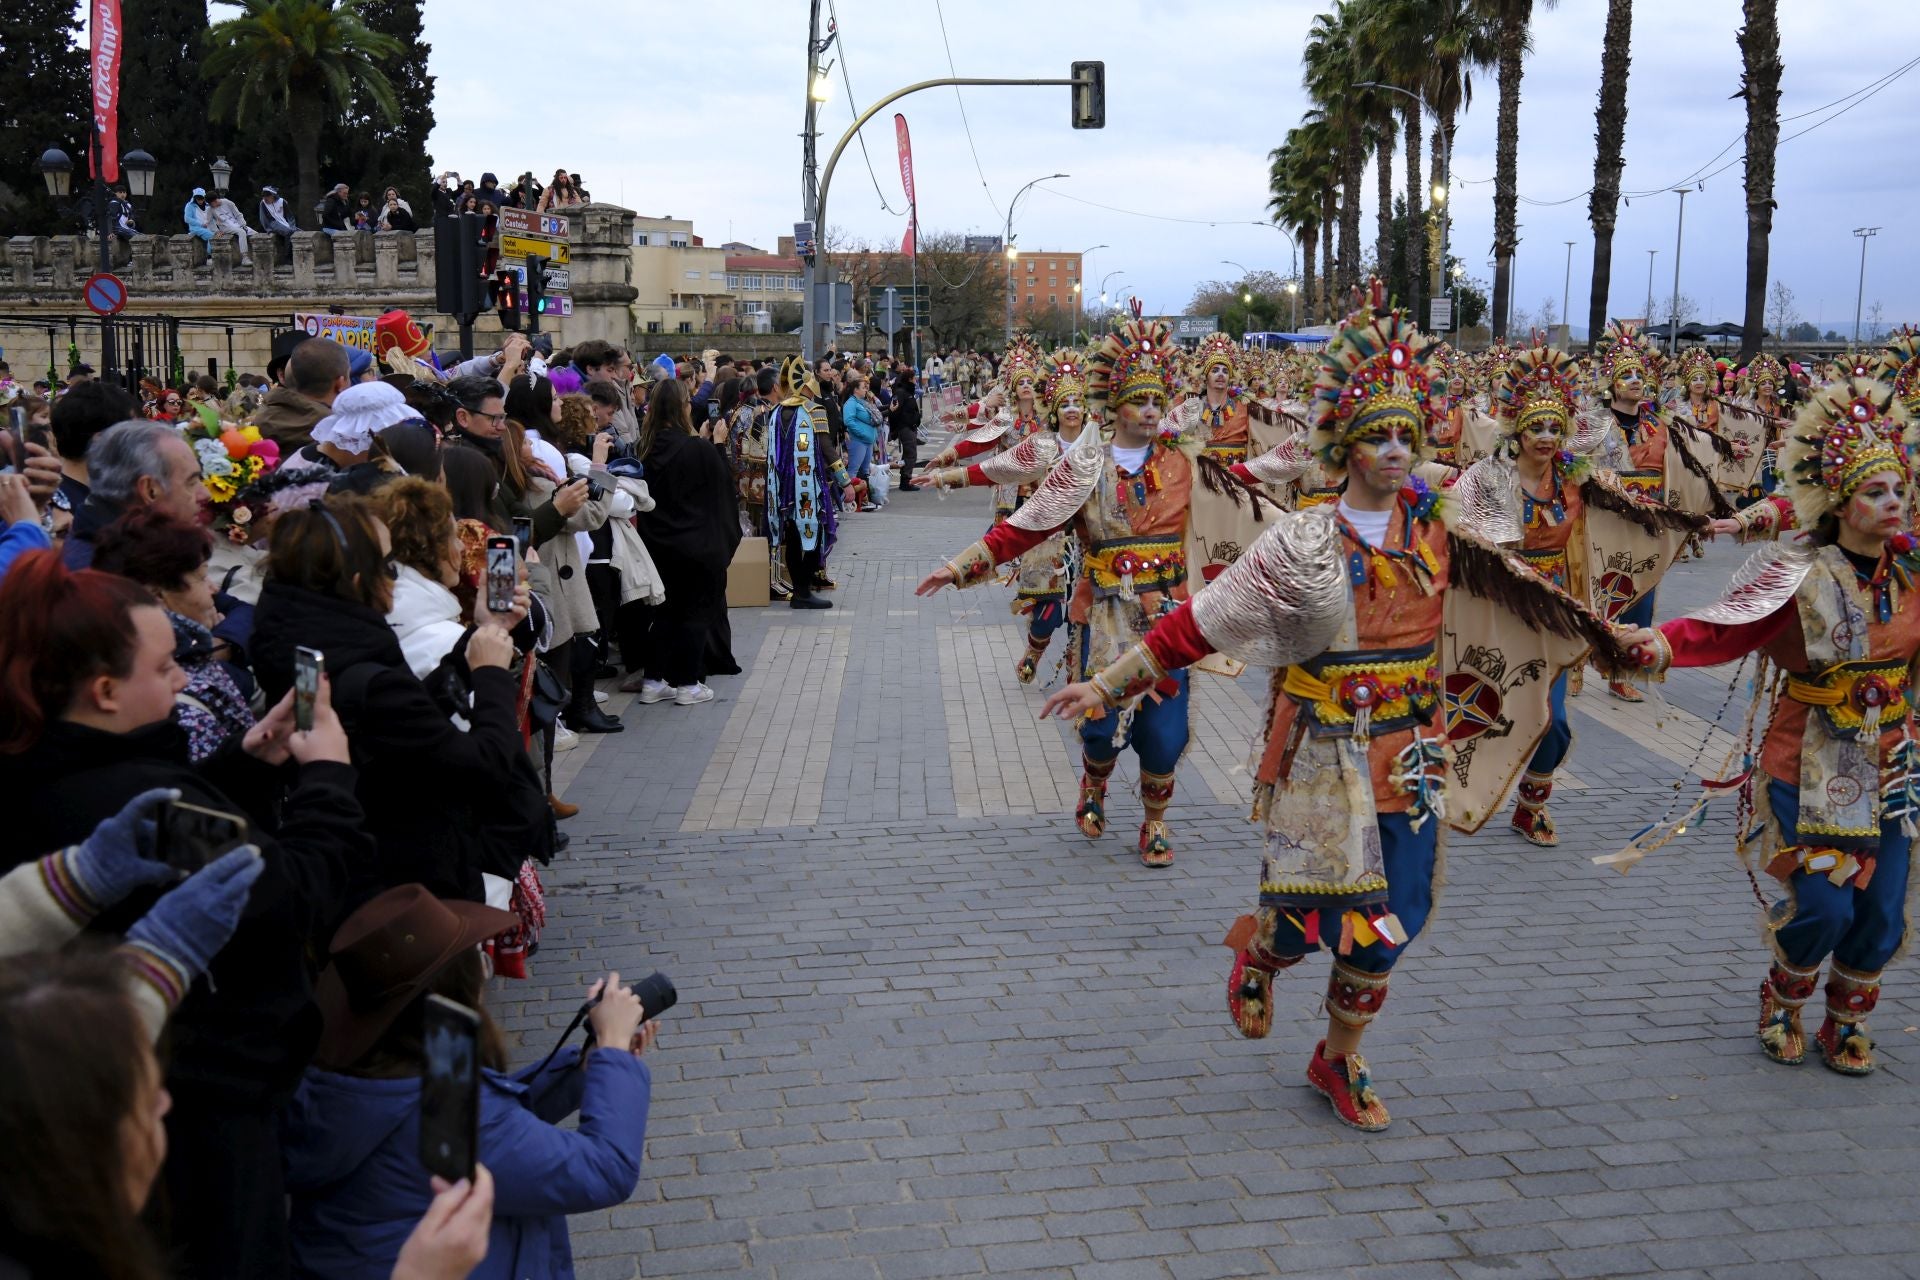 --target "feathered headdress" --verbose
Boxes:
[1308,279,1439,471]
[1042,351,1088,421]
[1830,350,1879,383]
[1086,305,1173,412]
[1739,352,1784,394]
[1595,320,1654,391]
[1000,334,1043,395]
[1677,346,1717,385]
[1194,331,1240,381]
[1776,377,1912,530]
[1495,345,1580,440]
[1876,328,1920,415]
